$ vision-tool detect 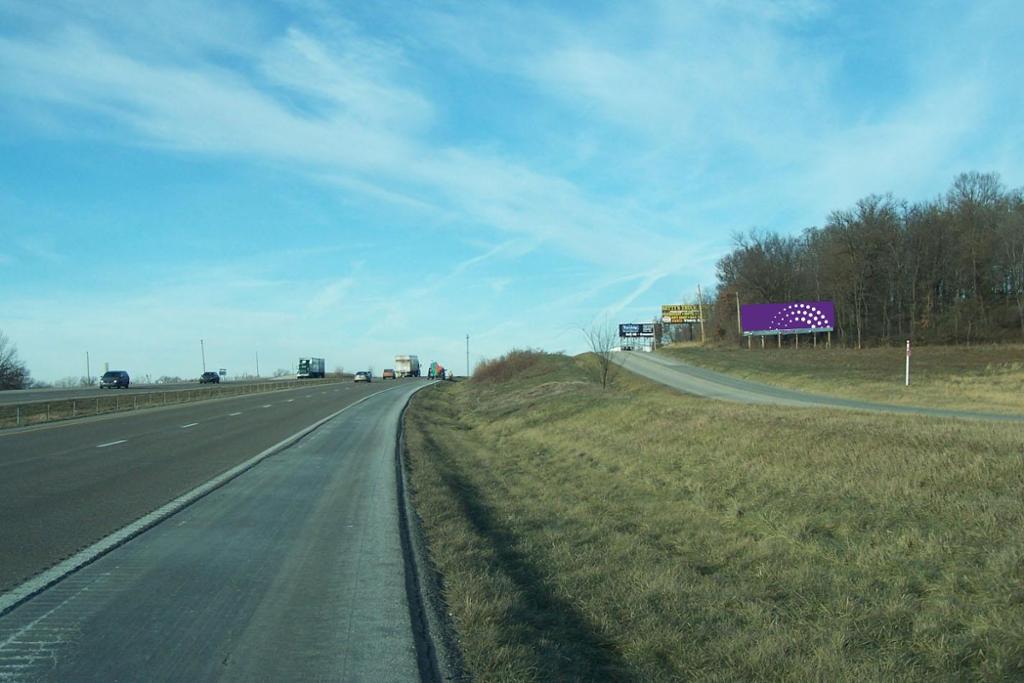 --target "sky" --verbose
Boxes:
[1,0,1022,383]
